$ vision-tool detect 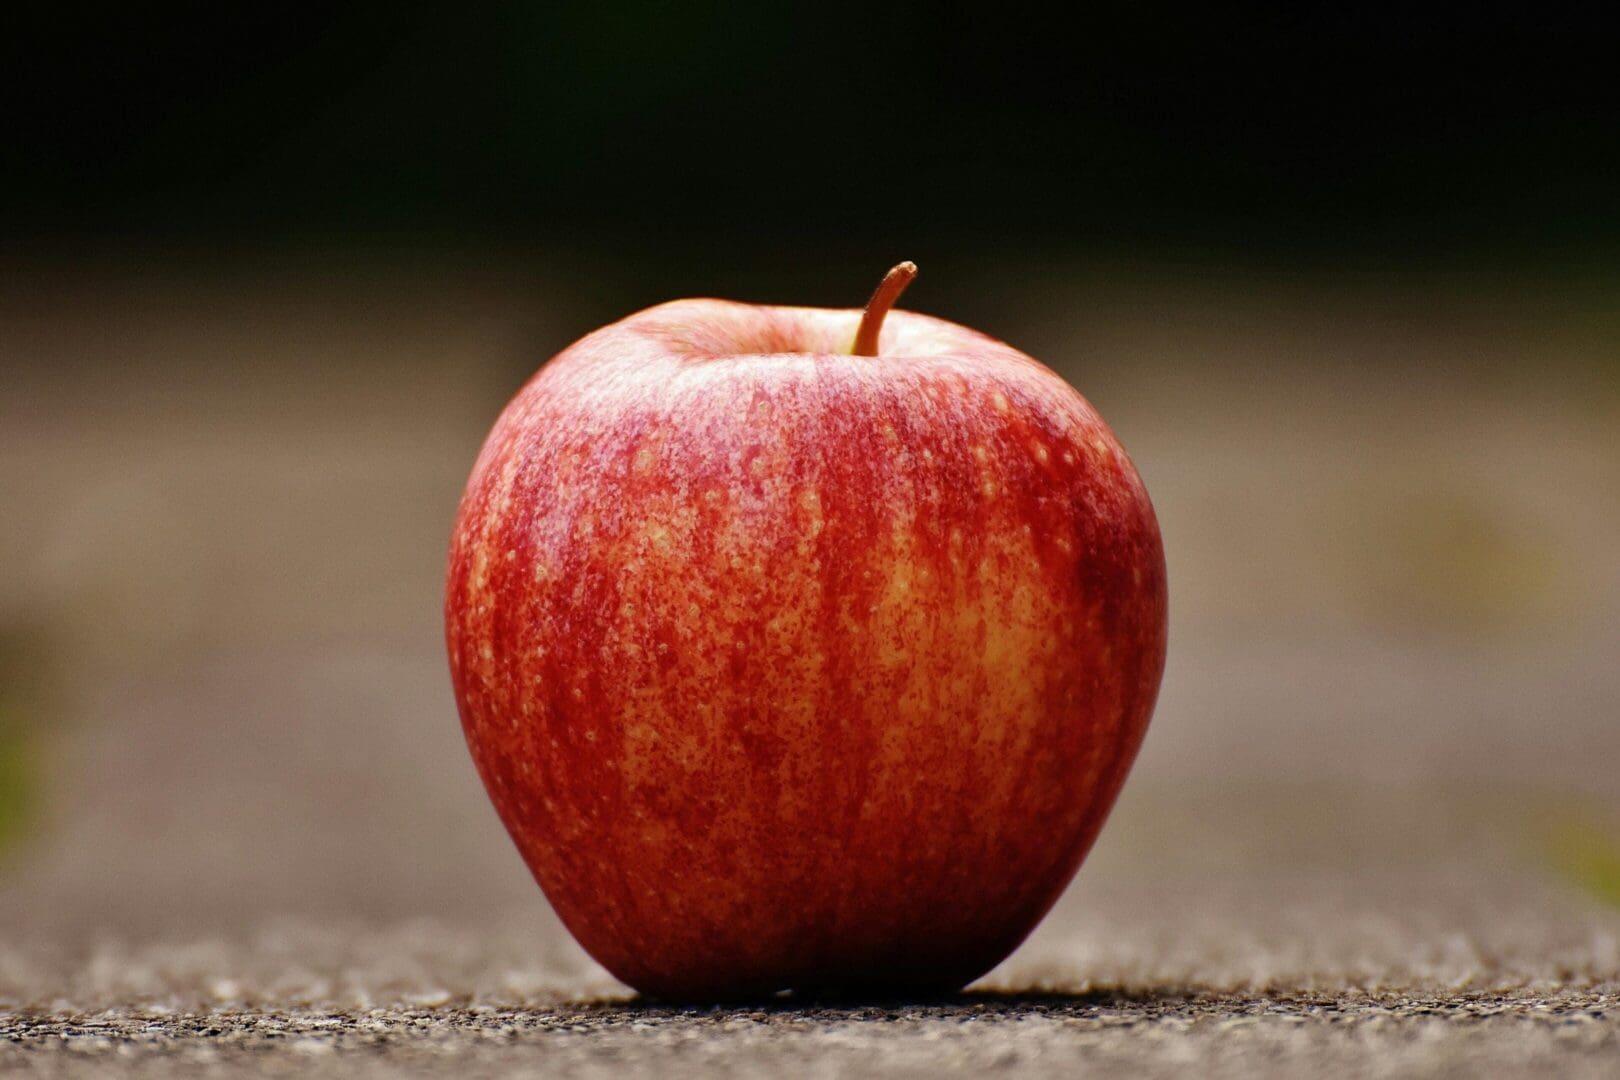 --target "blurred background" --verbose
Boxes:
[2,4,1618,1002]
